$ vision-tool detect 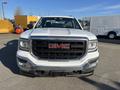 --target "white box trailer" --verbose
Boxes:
[89,15,120,39]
